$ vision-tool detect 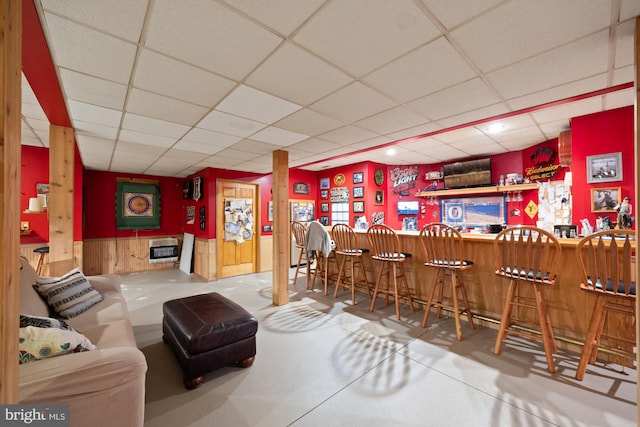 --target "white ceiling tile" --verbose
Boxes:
[113,141,166,156]
[121,113,190,138]
[620,0,640,21]
[363,37,477,103]
[354,106,427,135]
[181,128,243,148]
[450,137,504,156]
[318,125,379,145]
[118,129,178,148]
[229,139,281,155]
[198,110,267,138]
[67,100,122,127]
[145,0,282,80]
[386,122,443,141]
[408,78,501,121]
[126,88,209,126]
[76,134,115,155]
[212,148,261,161]
[612,65,635,85]
[310,82,396,123]
[73,120,119,139]
[250,126,309,146]
[21,135,45,147]
[530,97,604,125]
[222,0,325,36]
[506,75,607,112]
[488,125,546,145]
[24,117,49,133]
[421,0,504,29]
[155,149,205,163]
[614,20,636,69]
[604,88,635,110]
[171,139,225,155]
[486,30,610,100]
[539,120,571,139]
[41,0,148,42]
[43,13,137,83]
[246,42,353,106]
[22,103,49,121]
[347,135,394,150]
[134,49,236,108]
[288,138,343,154]
[475,115,538,136]
[59,68,127,110]
[294,0,440,77]
[216,85,302,124]
[449,0,611,72]
[274,108,345,136]
[435,103,509,130]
